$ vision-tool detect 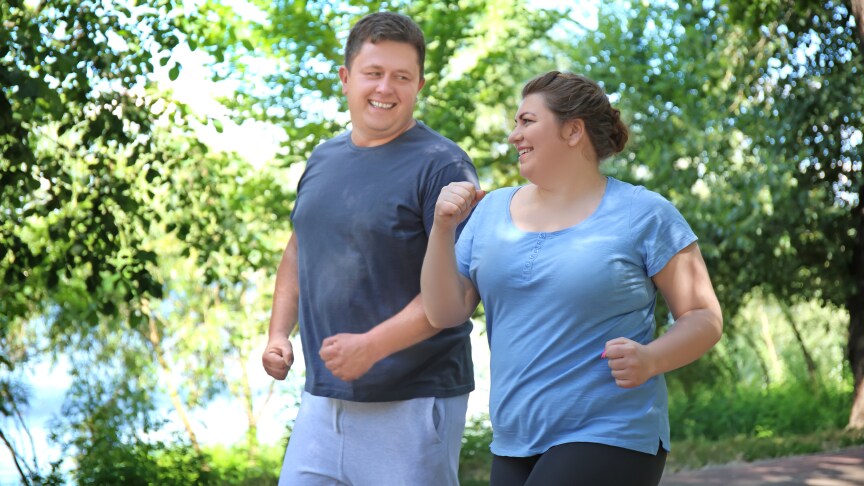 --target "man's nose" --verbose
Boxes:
[375,76,394,93]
